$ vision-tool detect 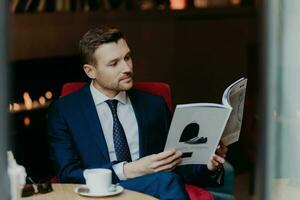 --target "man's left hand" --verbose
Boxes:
[207,142,228,171]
